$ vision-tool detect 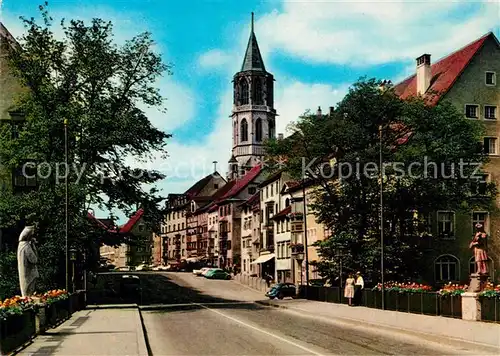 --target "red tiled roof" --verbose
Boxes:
[219,165,262,200]
[88,208,144,235]
[272,206,291,220]
[118,208,144,233]
[394,32,493,106]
